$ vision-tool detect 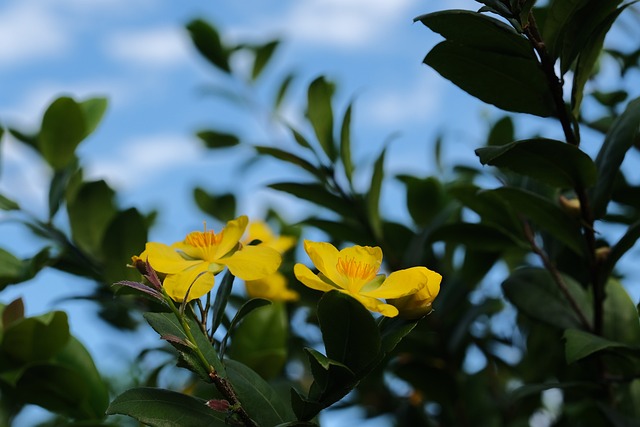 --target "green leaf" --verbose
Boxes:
[193,188,236,222]
[225,360,296,426]
[486,187,584,255]
[564,328,640,364]
[378,316,419,355]
[251,40,279,80]
[415,10,534,59]
[424,41,554,117]
[274,73,295,110]
[430,223,524,251]
[107,387,228,427]
[269,182,353,217]
[0,194,19,211]
[38,97,87,170]
[101,208,148,284]
[1,311,70,365]
[221,298,272,352]
[509,381,599,402]
[210,270,234,336]
[1,298,24,328]
[398,175,447,227]
[367,149,385,239]
[487,116,514,146]
[317,291,381,374]
[228,301,287,380]
[66,180,117,256]
[543,0,591,59]
[186,19,230,73]
[196,130,239,149]
[591,97,640,218]
[603,219,640,282]
[48,163,77,219]
[476,138,598,188]
[255,146,323,179]
[306,76,336,161]
[502,267,593,330]
[302,347,356,414]
[79,97,108,138]
[603,279,640,345]
[0,247,49,290]
[339,103,354,183]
